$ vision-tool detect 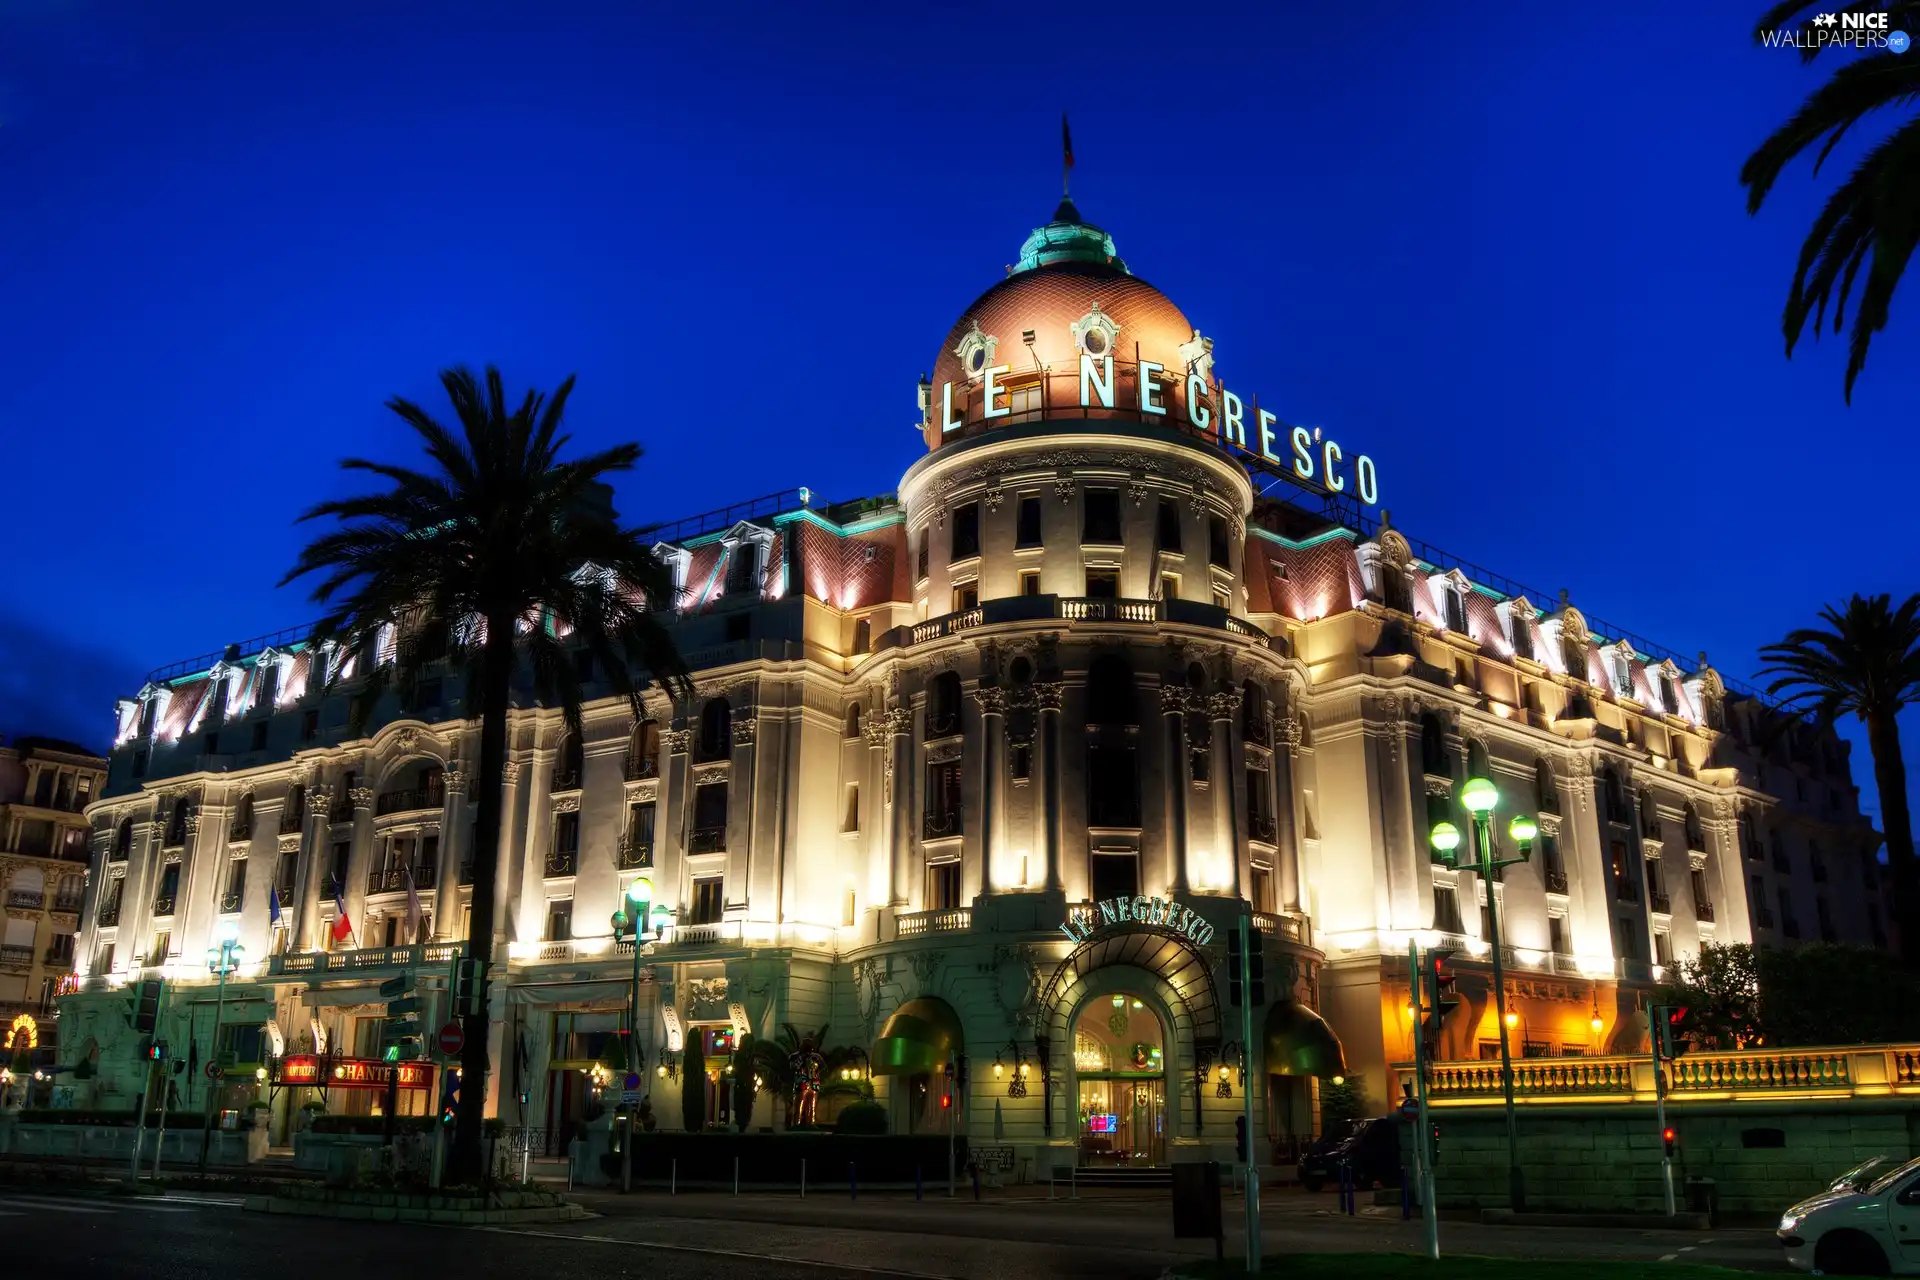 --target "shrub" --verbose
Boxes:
[834,1099,886,1135]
